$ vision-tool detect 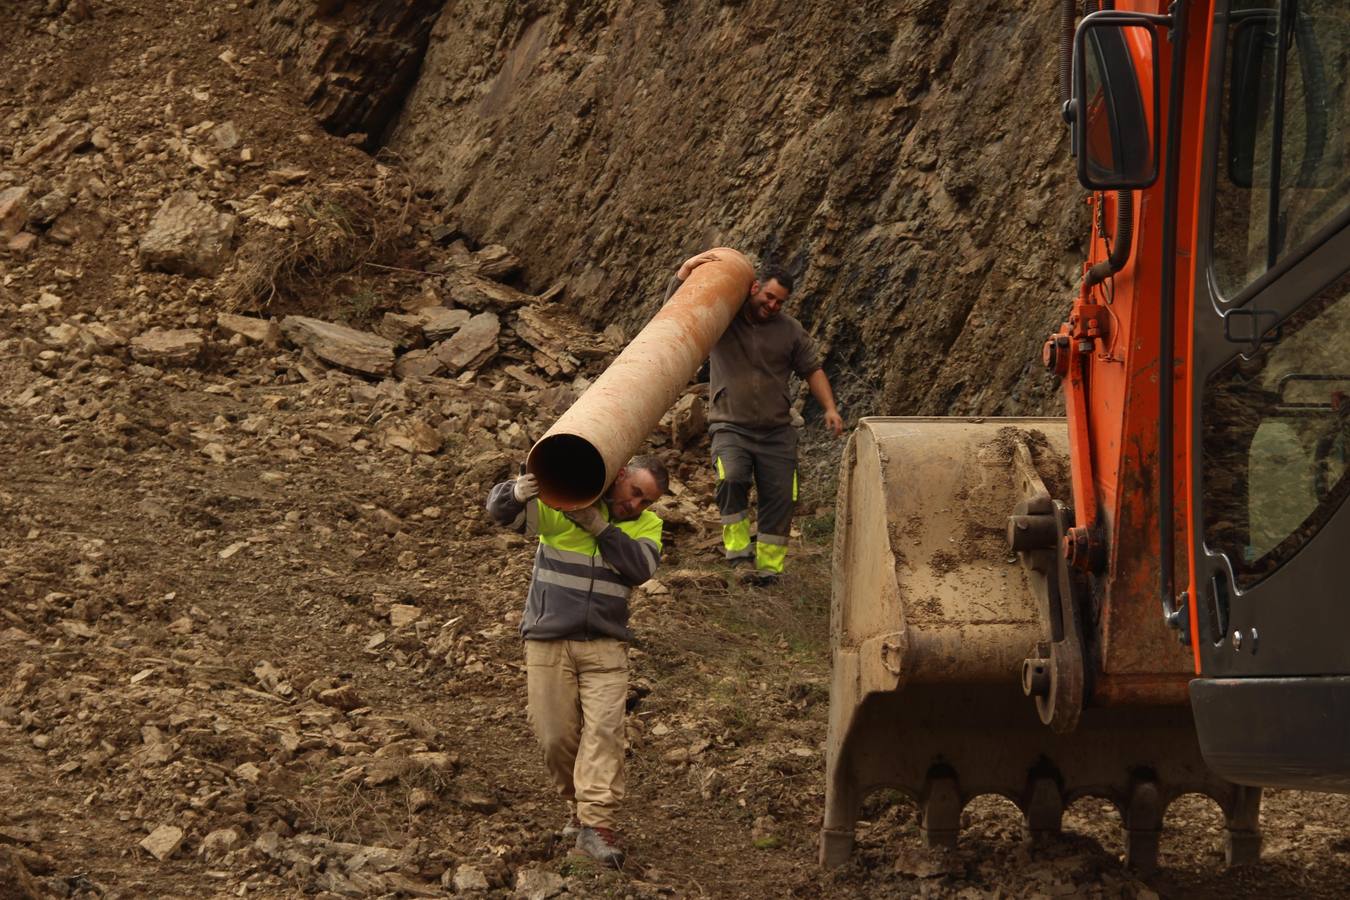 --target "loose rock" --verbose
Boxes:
[138,191,238,277]
[0,186,31,238]
[139,824,185,861]
[217,313,280,346]
[129,328,205,366]
[451,863,489,892]
[432,311,499,373]
[514,868,565,900]
[280,316,396,377]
